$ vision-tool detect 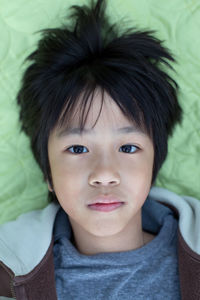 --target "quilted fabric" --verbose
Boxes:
[0,0,200,224]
